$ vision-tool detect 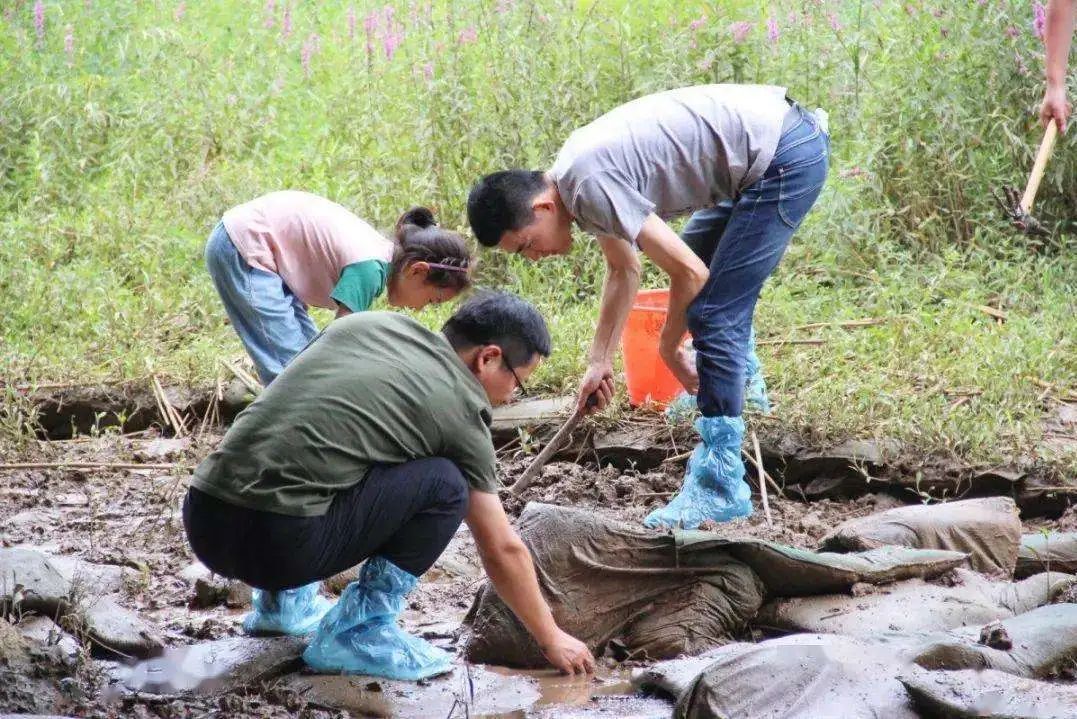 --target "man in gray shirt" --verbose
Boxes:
[468,84,829,529]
